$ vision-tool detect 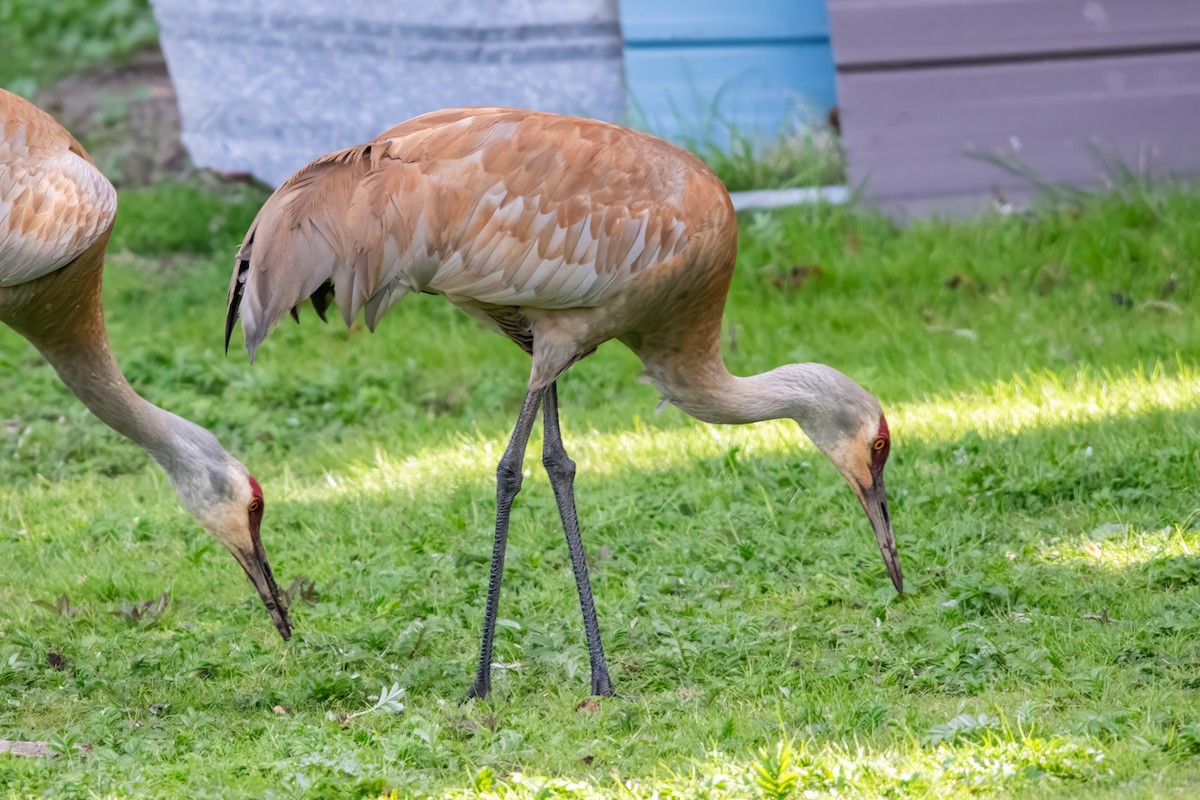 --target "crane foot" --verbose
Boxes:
[462,680,490,703]
[591,671,615,697]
